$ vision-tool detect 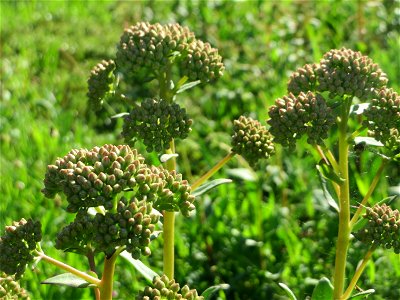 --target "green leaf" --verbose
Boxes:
[120,250,158,283]
[278,282,297,300]
[174,76,189,90]
[316,165,339,212]
[110,112,129,119]
[349,289,375,299]
[192,179,232,197]
[201,283,230,299]
[354,137,384,147]
[316,161,344,184]
[311,277,333,300]
[226,168,257,182]
[41,273,95,288]
[159,153,179,163]
[352,215,368,232]
[176,80,201,94]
